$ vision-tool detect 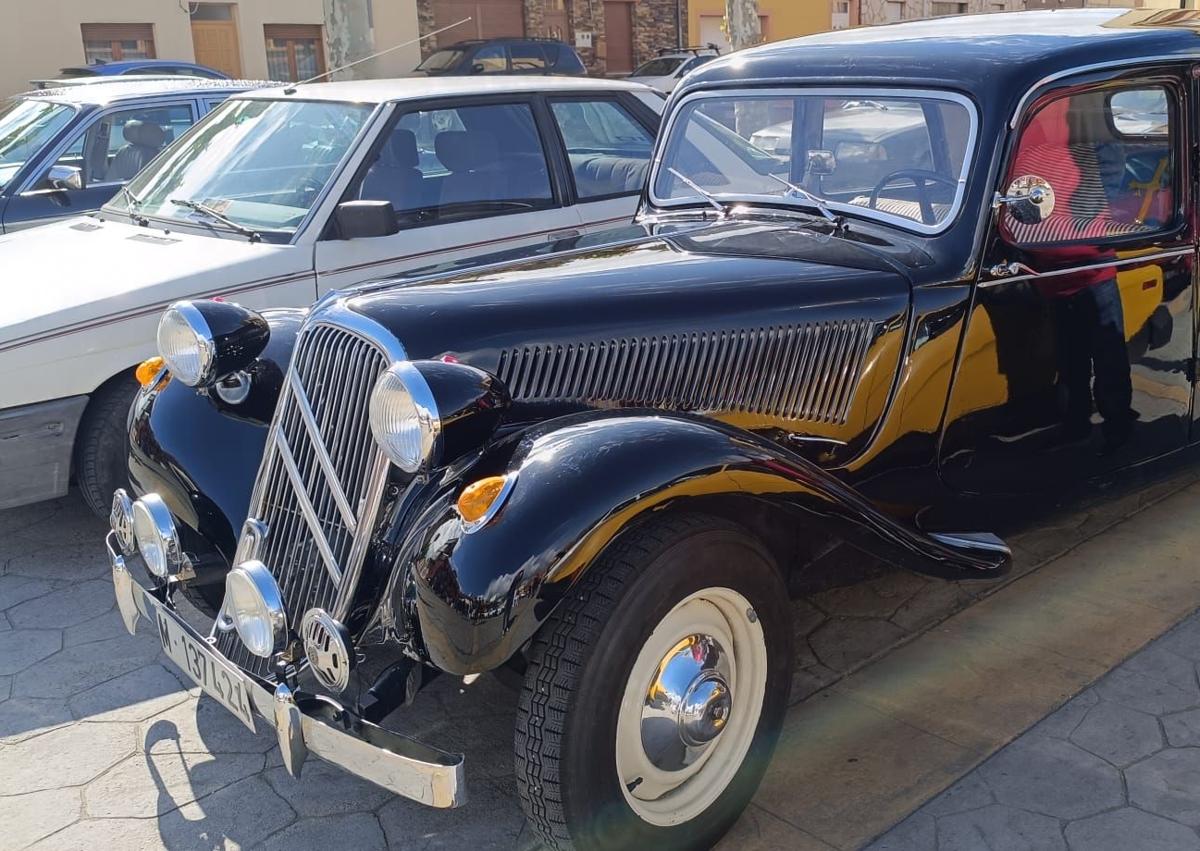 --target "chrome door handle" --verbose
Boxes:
[987,260,1037,279]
